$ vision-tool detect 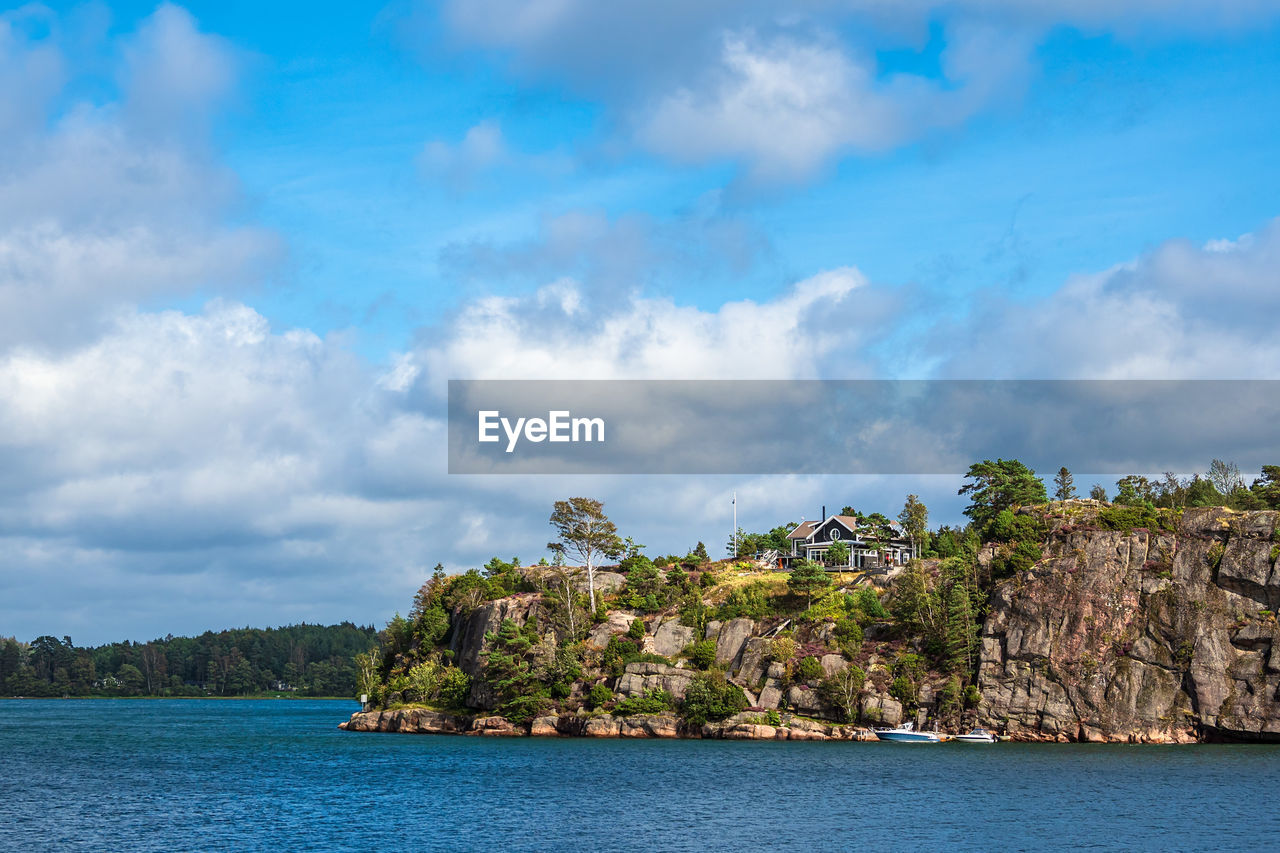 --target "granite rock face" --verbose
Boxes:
[978,507,1280,742]
[614,662,698,701]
